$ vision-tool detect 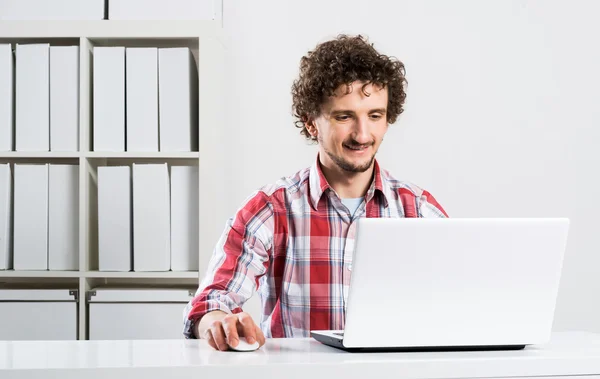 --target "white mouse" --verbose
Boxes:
[229,337,260,352]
